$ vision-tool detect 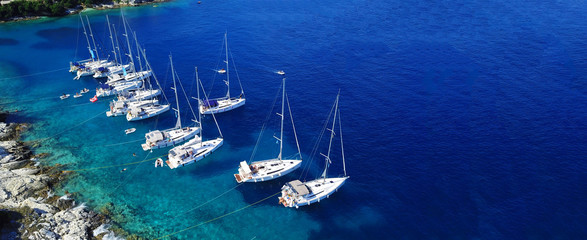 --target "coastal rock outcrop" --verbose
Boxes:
[0,117,120,239]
